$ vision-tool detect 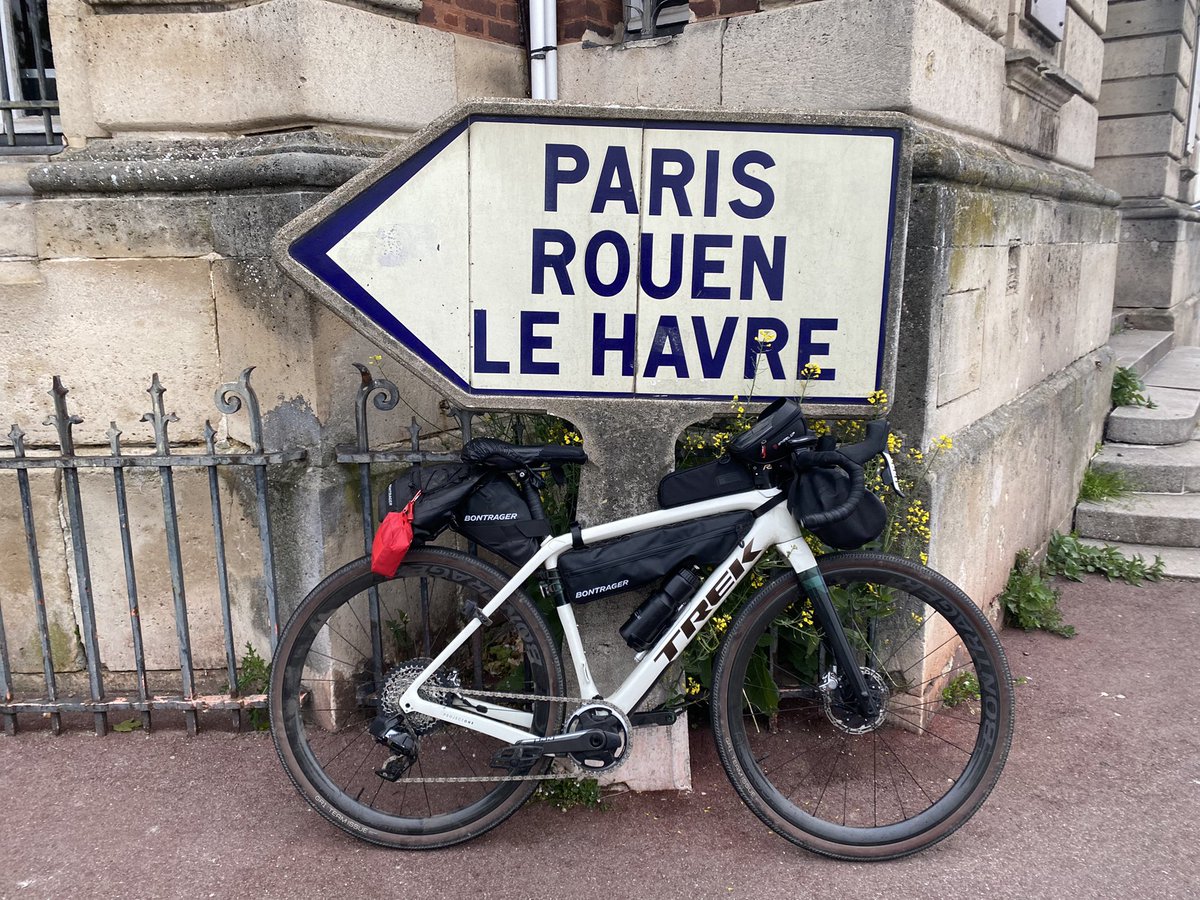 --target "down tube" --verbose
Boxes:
[606,504,815,713]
